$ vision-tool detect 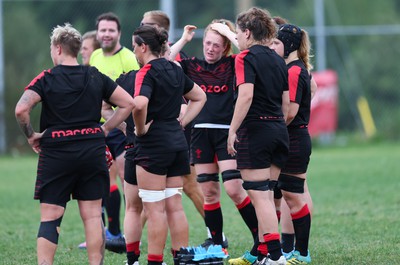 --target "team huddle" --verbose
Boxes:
[15,6,314,265]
